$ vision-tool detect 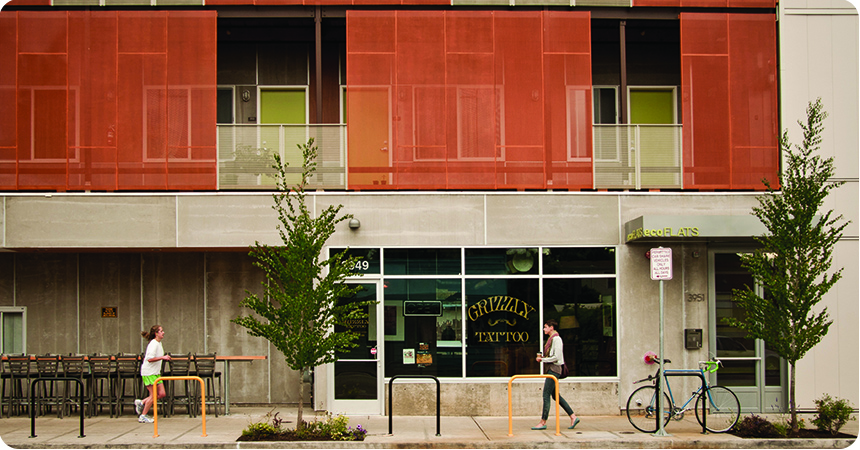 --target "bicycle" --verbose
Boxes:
[626,358,740,433]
